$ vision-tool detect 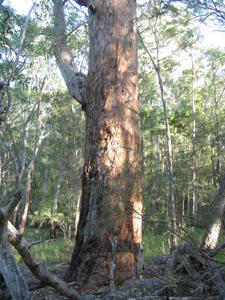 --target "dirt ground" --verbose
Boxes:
[22,261,165,299]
